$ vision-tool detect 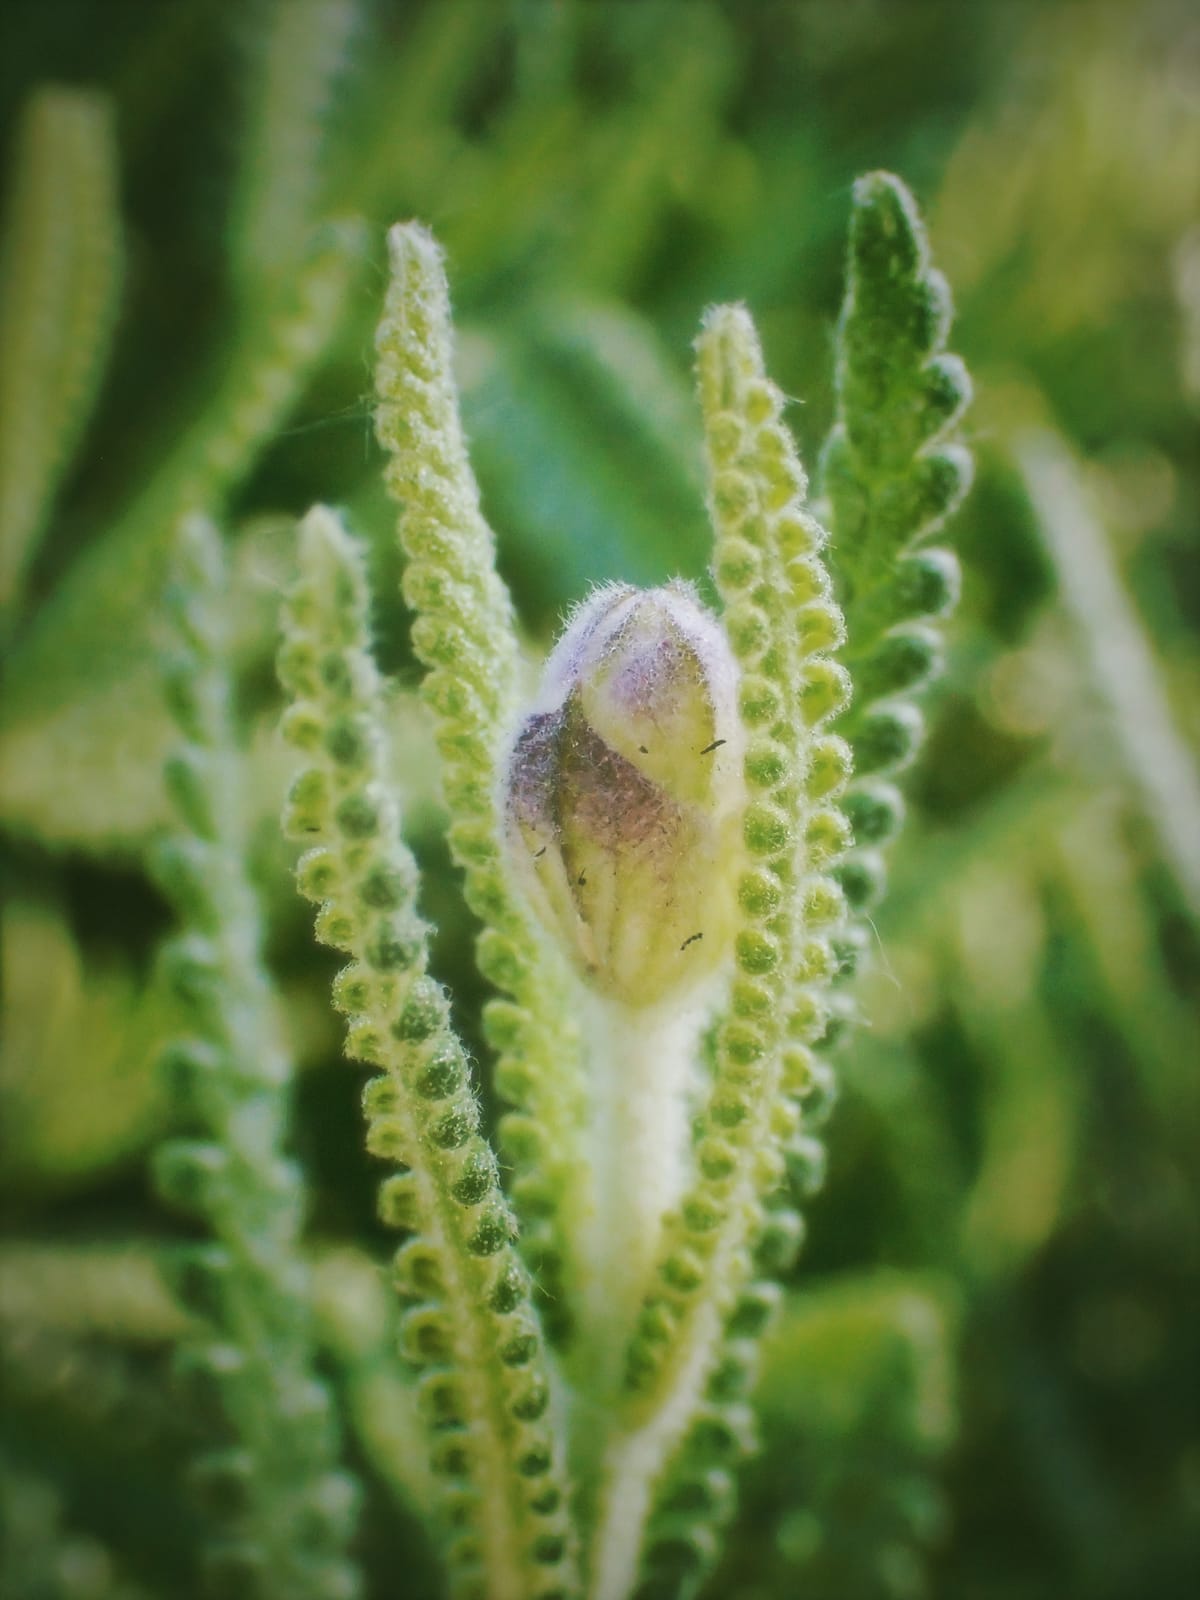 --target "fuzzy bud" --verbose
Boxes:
[504,582,744,1007]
